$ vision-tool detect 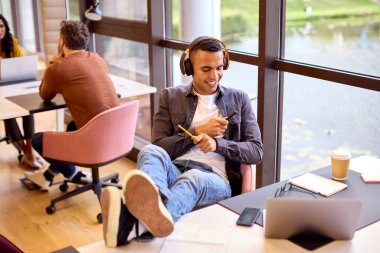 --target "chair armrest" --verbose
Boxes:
[240,163,254,193]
